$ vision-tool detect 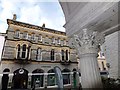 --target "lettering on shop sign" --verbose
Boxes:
[41,66,51,68]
